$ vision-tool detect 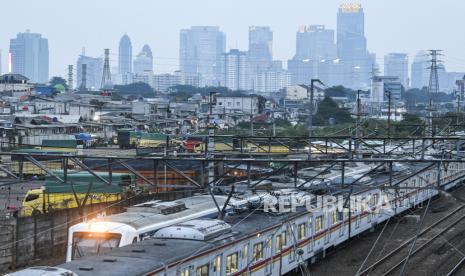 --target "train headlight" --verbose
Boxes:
[88,221,108,233]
